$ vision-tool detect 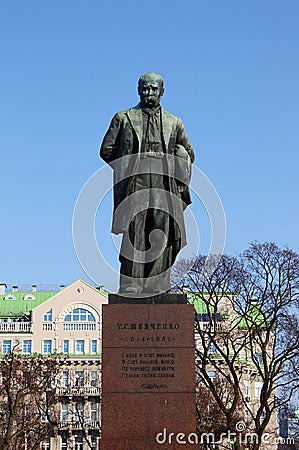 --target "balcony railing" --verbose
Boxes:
[63,323,97,331]
[0,322,32,333]
[58,419,100,430]
[199,322,223,331]
[57,386,101,396]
